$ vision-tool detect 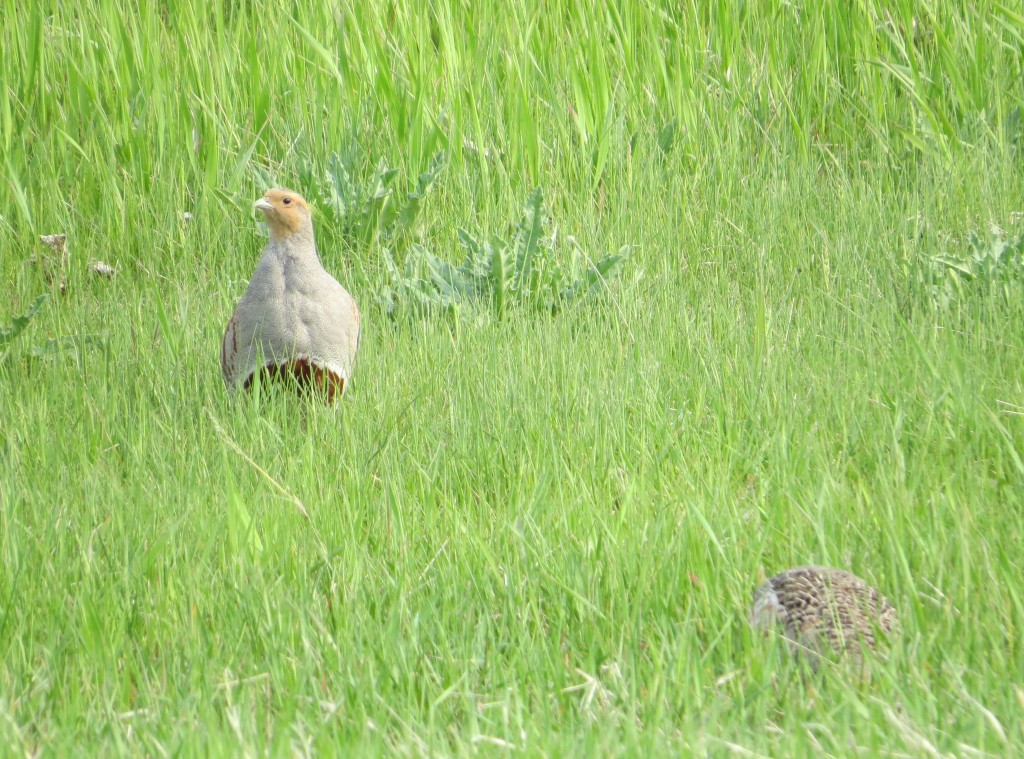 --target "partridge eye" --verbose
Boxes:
[283,197,292,205]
